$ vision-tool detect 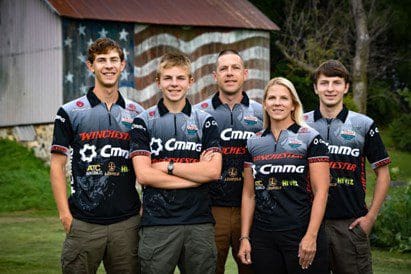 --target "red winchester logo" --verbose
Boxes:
[79,130,130,141]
